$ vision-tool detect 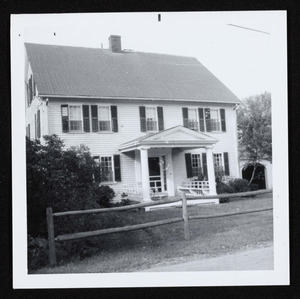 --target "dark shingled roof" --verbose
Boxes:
[25,43,240,103]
